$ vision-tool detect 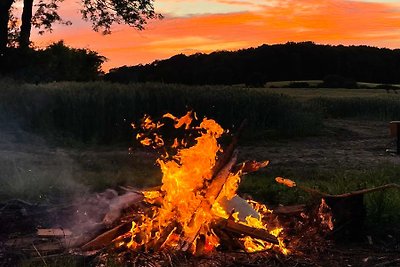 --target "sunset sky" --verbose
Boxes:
[30,0,400,71]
